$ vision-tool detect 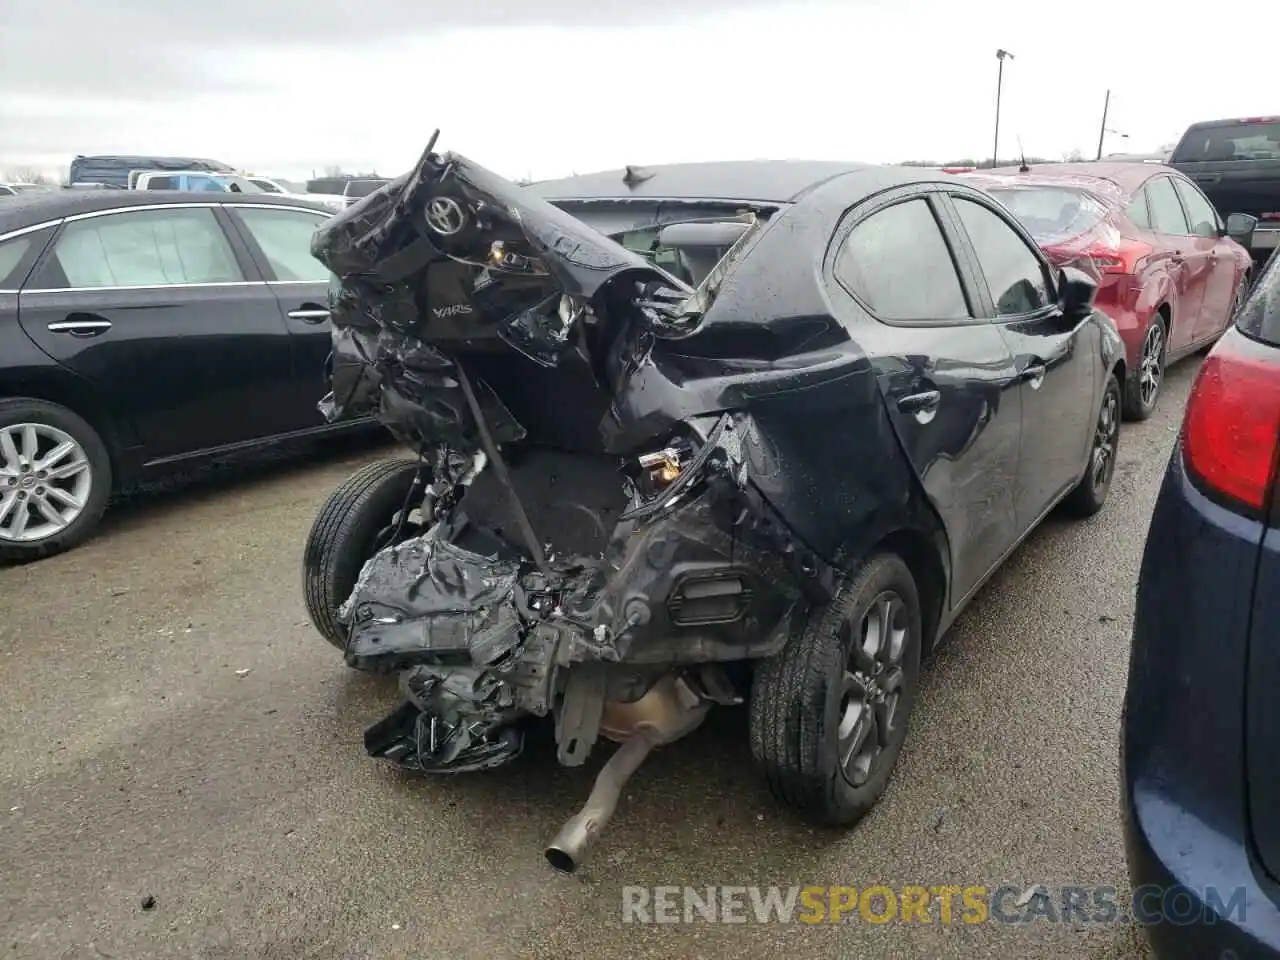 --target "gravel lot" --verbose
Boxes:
[0,361,1199,960]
